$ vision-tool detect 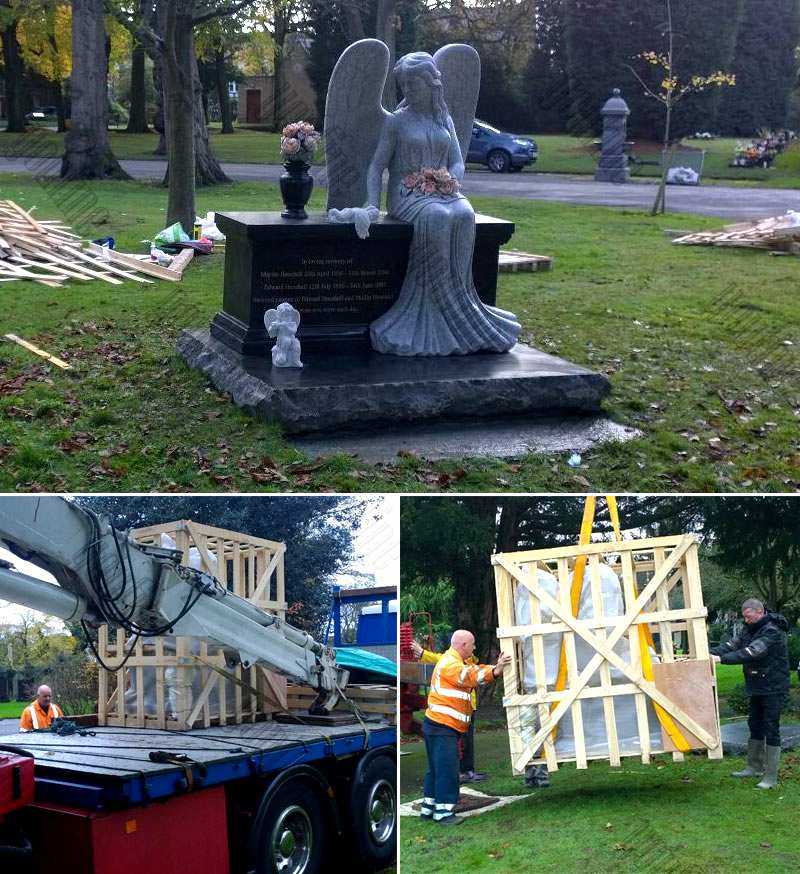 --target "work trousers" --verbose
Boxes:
[748,693,784,746]
[421,717,461,821]
[459,717,475,773]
